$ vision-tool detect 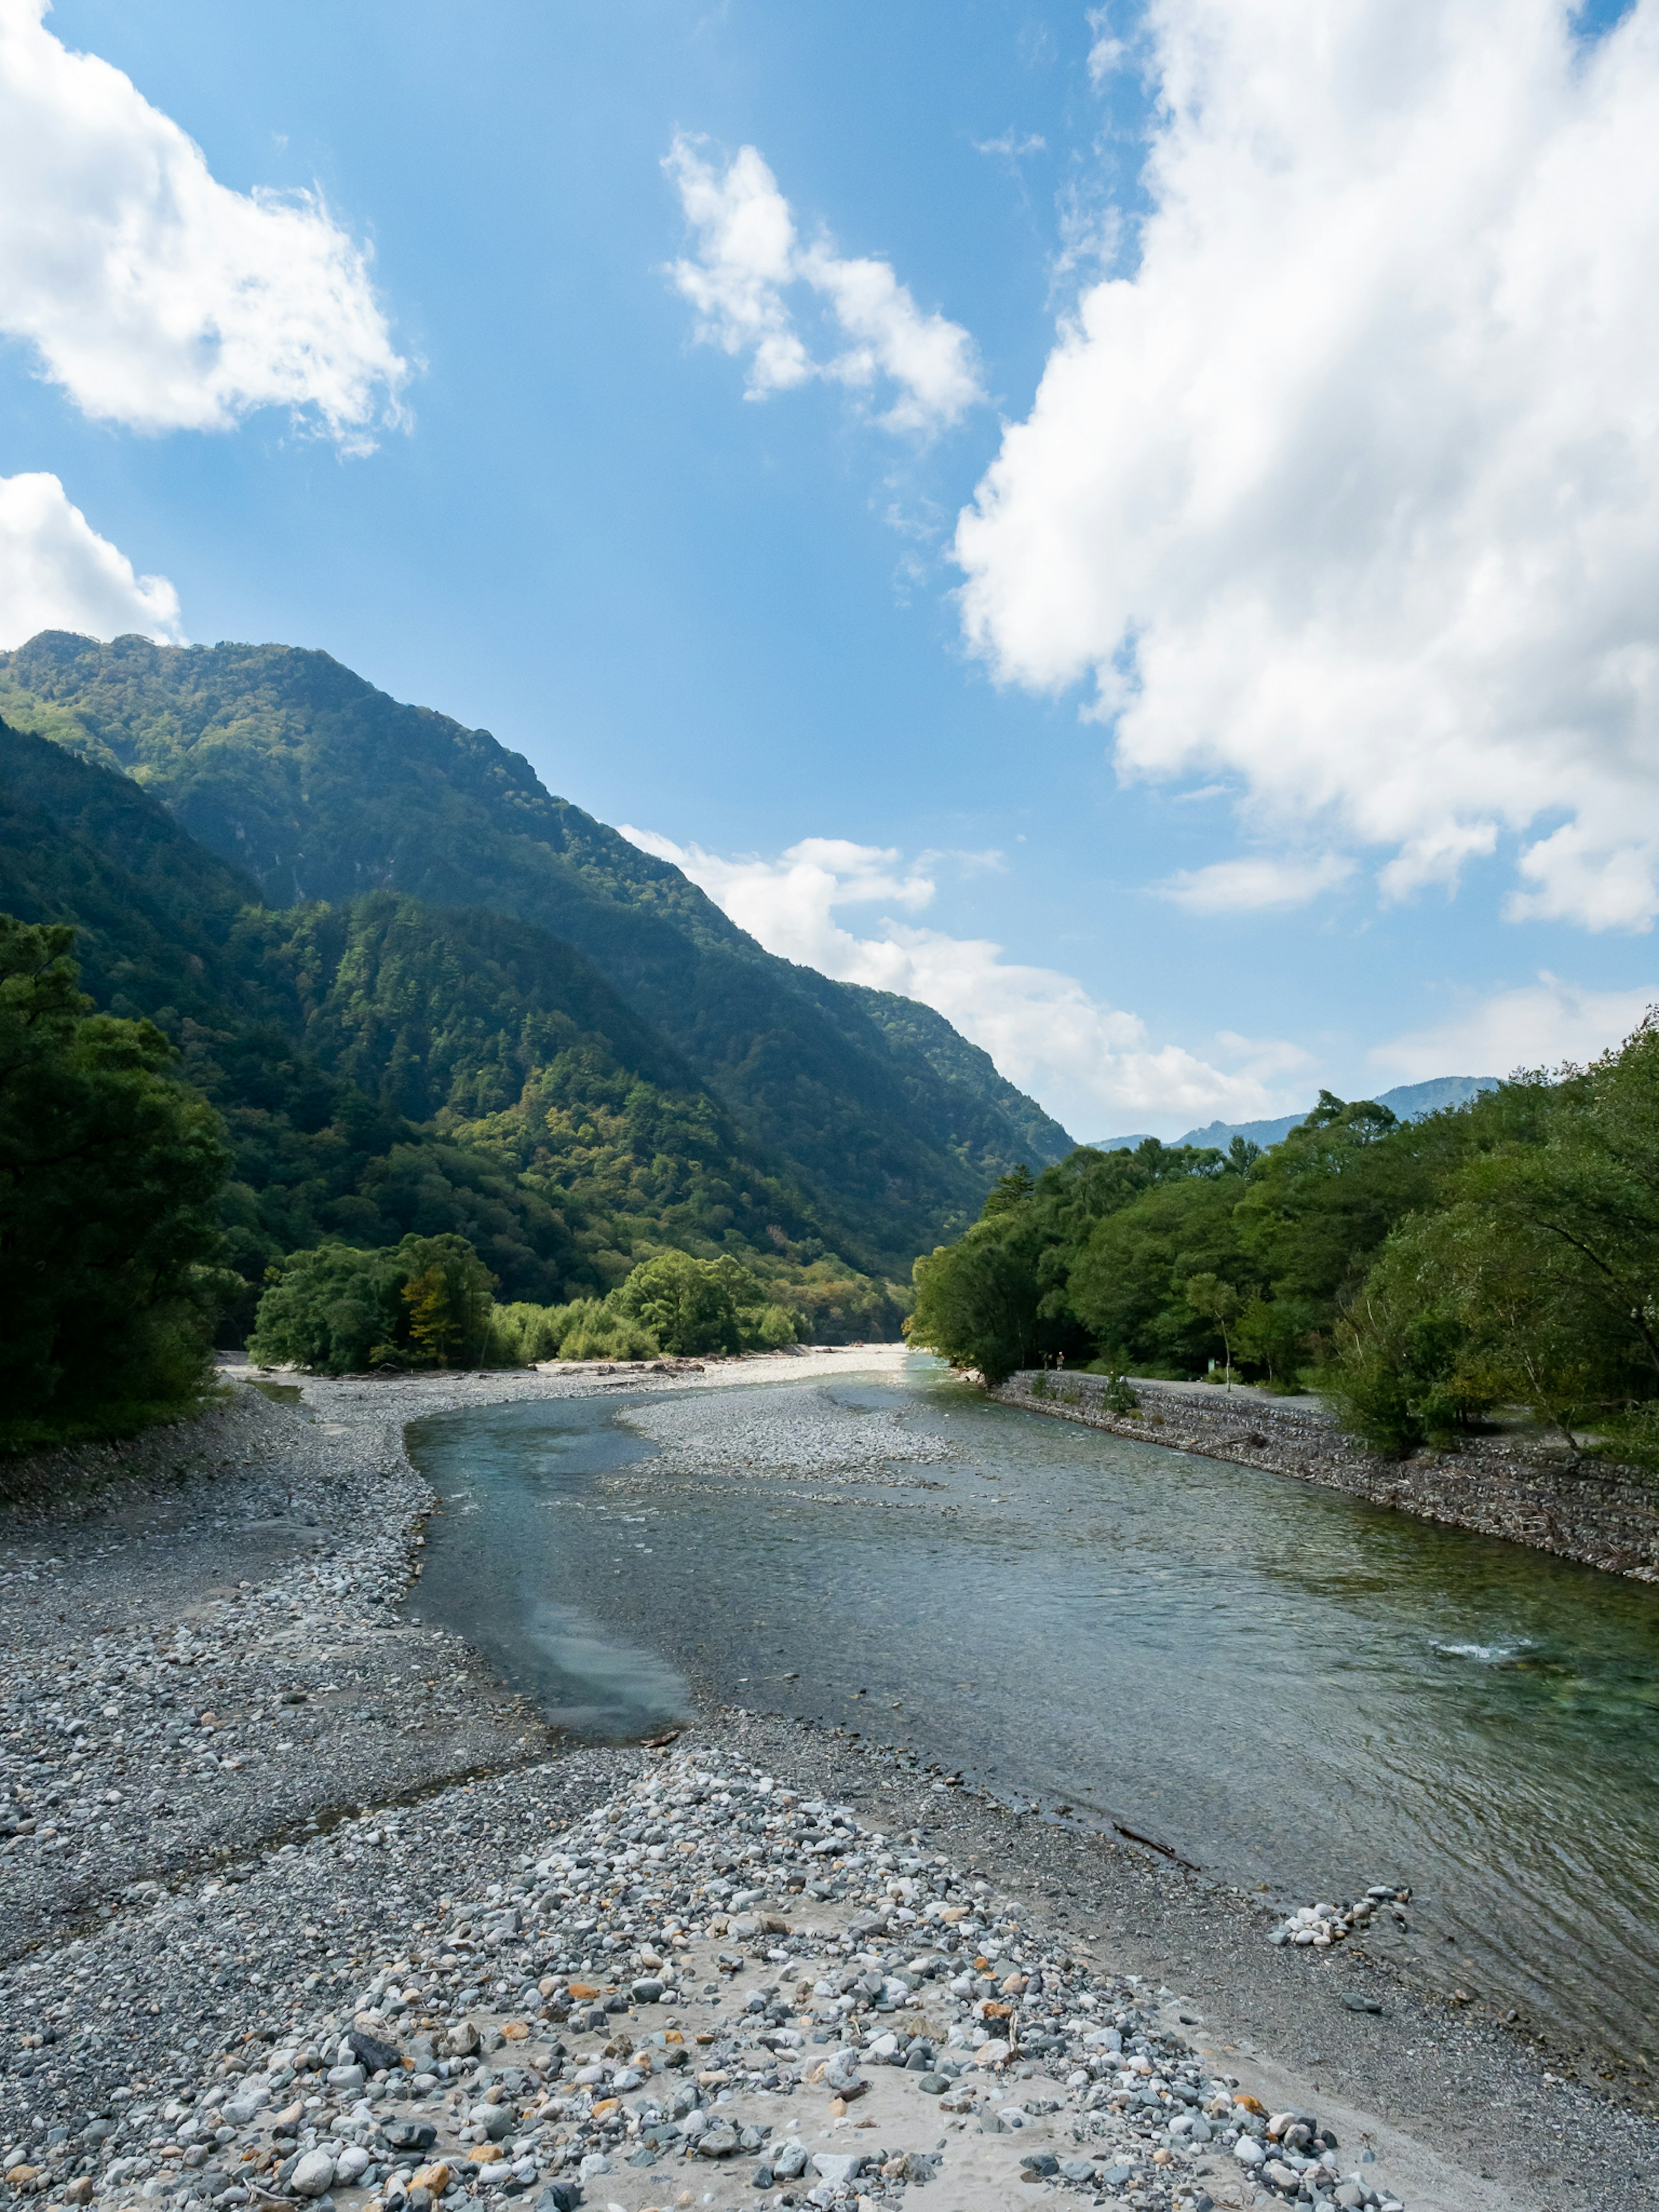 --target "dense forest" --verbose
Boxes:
[910,1037,1659,1468]
[0,630,1072,1277]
